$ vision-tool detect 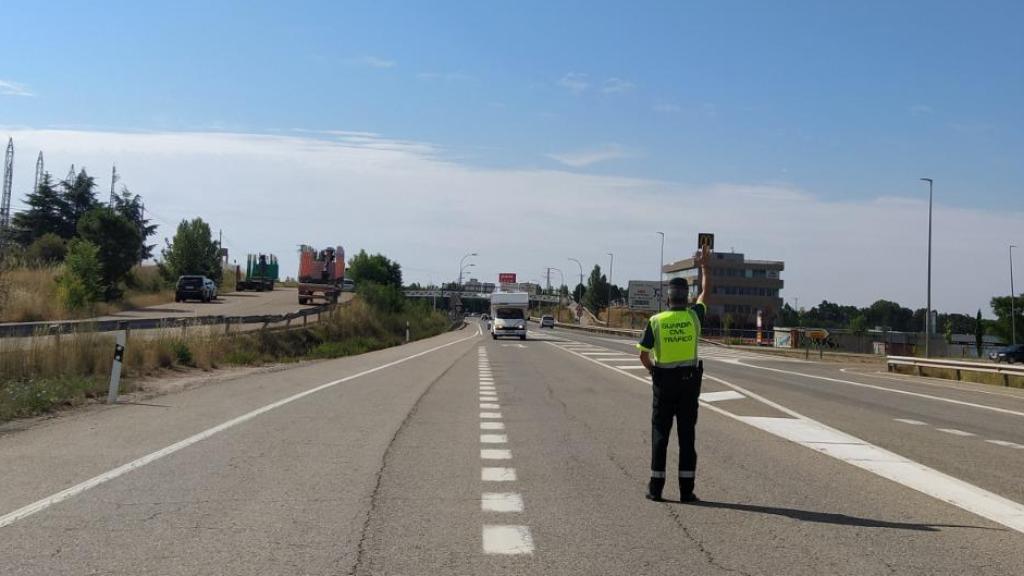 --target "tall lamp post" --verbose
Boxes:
[458,252,477,287]
[1012,244,1018,346]
[568,257,584,324]
[921,178,933,358]
[657,231,665,312]
[607,252,614,322]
